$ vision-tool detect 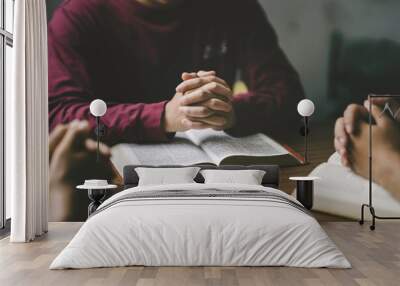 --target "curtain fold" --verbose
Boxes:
[8,0,49,242]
